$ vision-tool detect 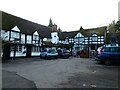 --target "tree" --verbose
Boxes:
[108,20,116,33]
[115,21,120,31]
[57,27,62,32]
[48,18,53,27]
[79,26,83,31]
